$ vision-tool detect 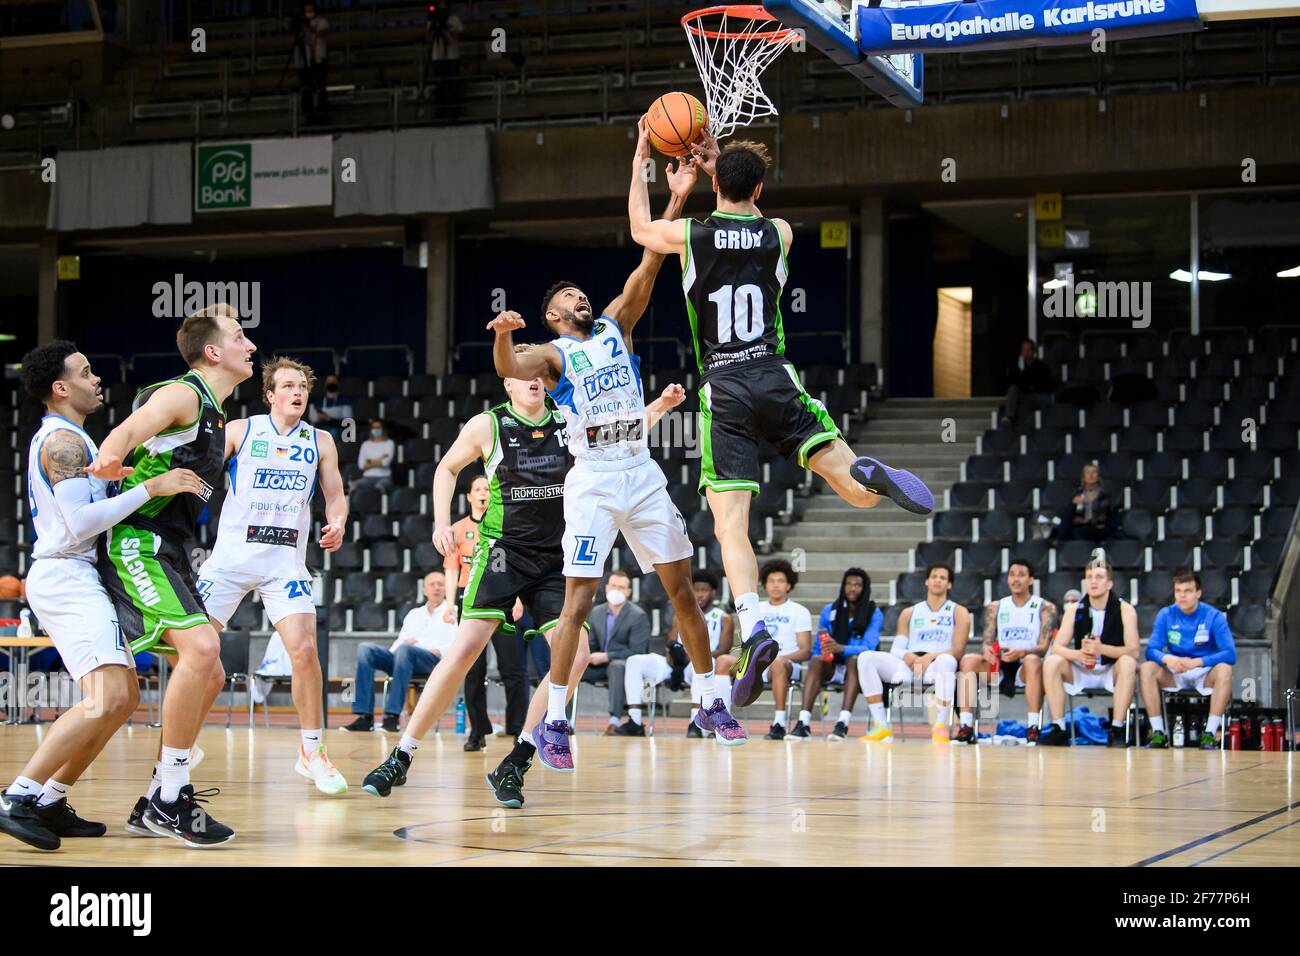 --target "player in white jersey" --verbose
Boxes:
[856,564,969,743]
[1,343,202,851]
[754,559,813,740]
[618,569,735,737]
[195,356,349,794]
[956,559,1058,745]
